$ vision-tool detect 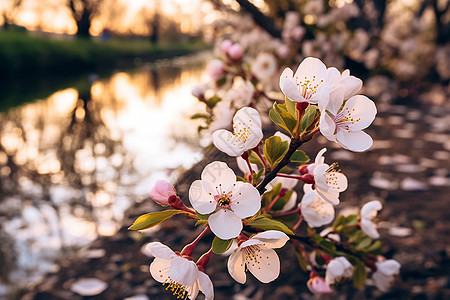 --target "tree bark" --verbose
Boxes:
[235,0,282,39]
